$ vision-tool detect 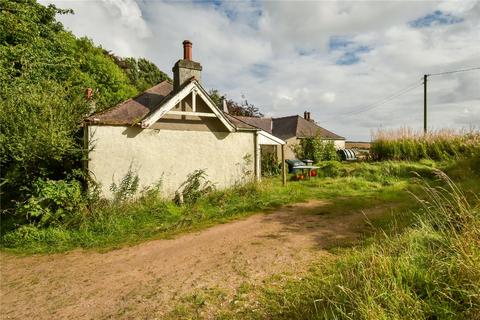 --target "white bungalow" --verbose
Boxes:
[84,41,285,198]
